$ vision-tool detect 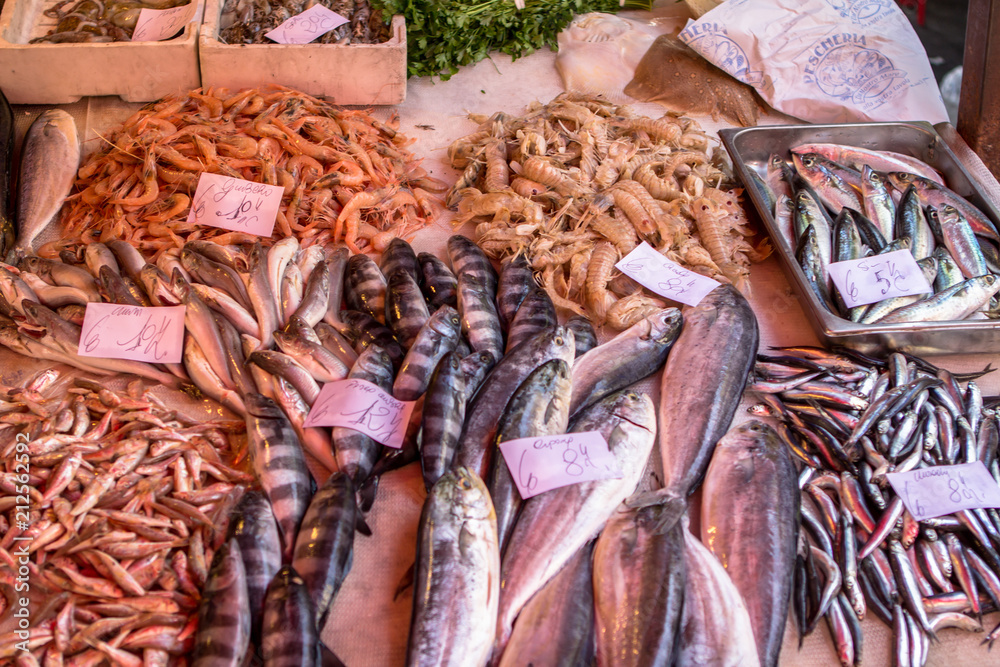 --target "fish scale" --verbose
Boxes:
[393,305,462,401]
